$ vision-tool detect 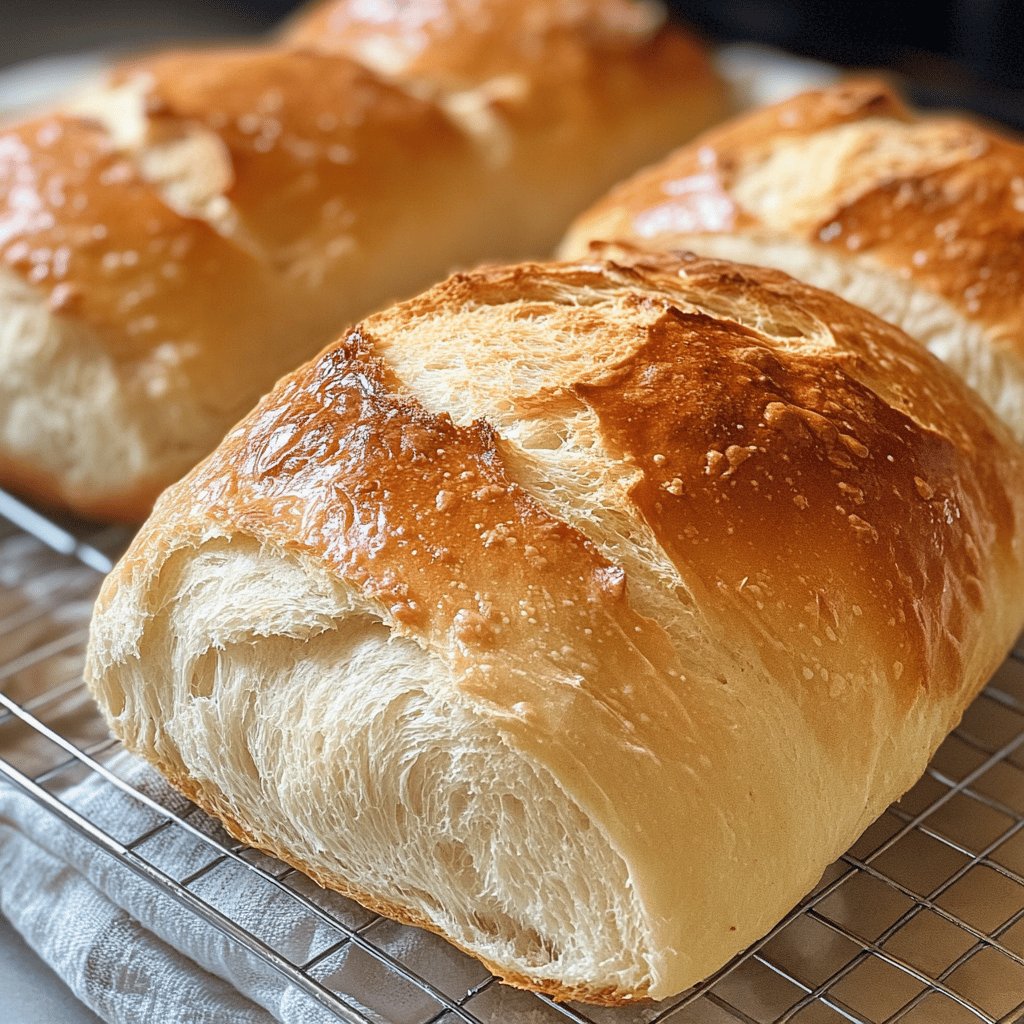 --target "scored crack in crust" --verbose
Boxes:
[562,79,1024,442]
[86,249,1024,1002]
